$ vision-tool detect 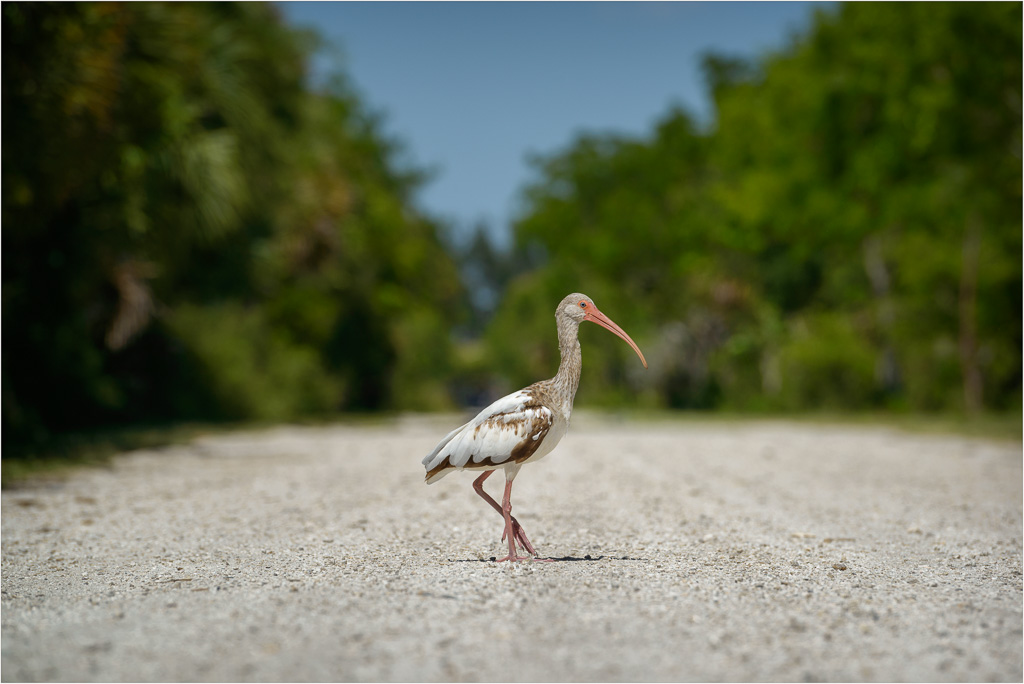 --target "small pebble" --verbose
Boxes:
[585,554,592,560]
[832,563,847,571]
